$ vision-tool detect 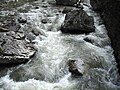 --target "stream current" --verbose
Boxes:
[0,0,120,90]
